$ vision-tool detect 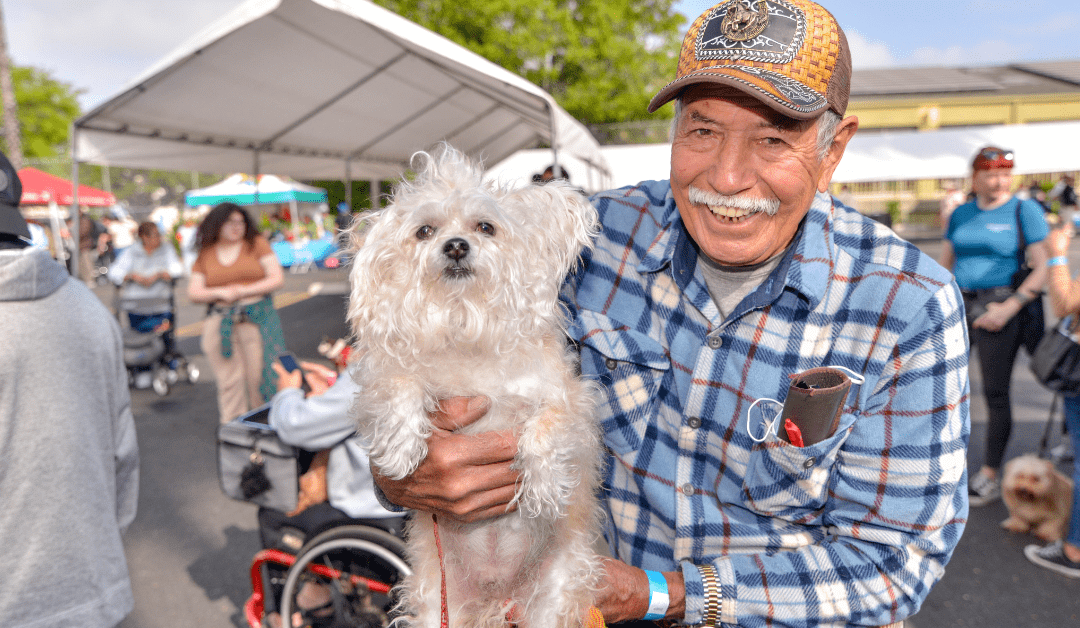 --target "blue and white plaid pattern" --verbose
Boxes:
[566,181,971,627]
